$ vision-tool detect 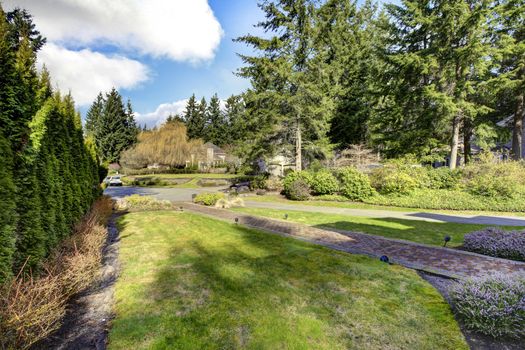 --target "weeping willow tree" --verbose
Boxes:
[120,122,205,169]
